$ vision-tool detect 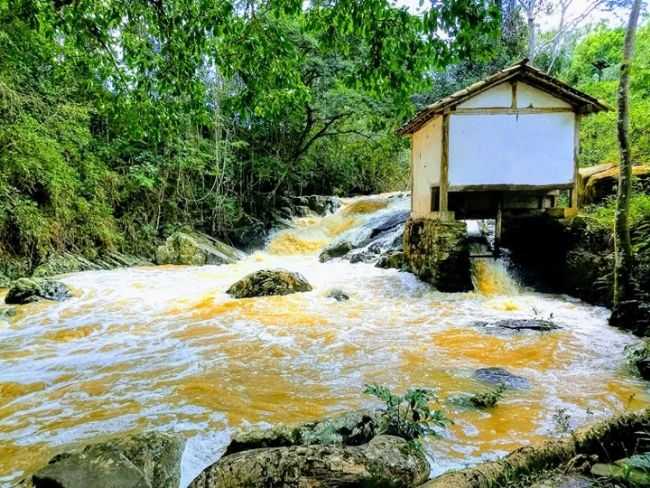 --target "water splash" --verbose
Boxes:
[0,194,647,486]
